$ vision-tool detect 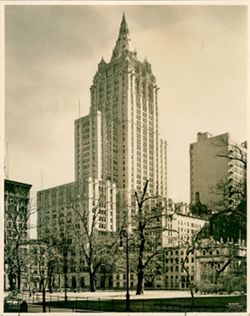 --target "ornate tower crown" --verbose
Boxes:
[111,13,137,61]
